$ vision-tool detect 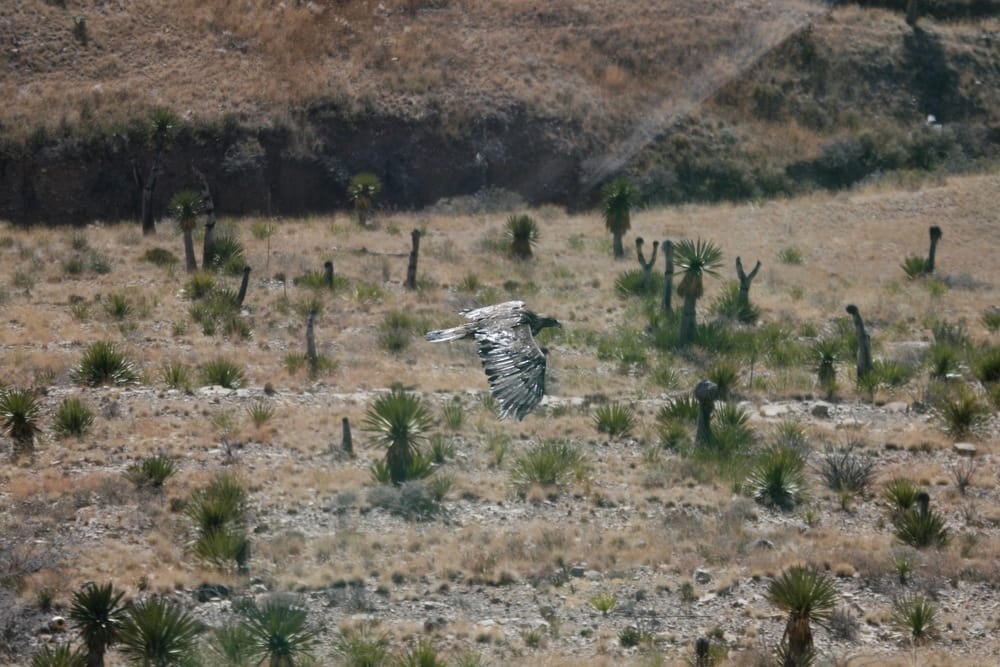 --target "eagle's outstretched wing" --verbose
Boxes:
[474,322,546,421]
